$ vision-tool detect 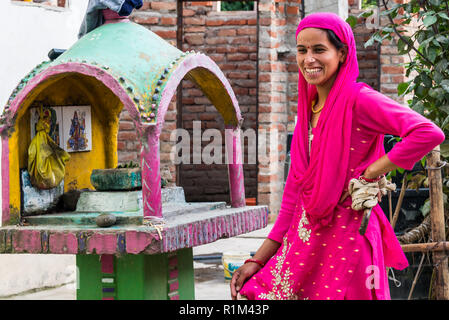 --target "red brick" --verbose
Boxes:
[228,72,248,79]
[154,30,177,39]
[216,46,238,54]
[224,19,247,26]
[217,63,237,71]
[184,17,206,25]
[183,9,195,17]
[286,6,299,15]
[117,141,126,150]
[238,45,257,53]
[237,27,257,36]
[205,37,227,45]
[259,17,272,26]
[382,65,405,74]
[118,131,137,141]
[238,63,256,71]
[206,19,225,26]
[119,121,135,131]
[138,2,150,10]
[161,17,177,25]
[190,1,213,6]
[185,26,206,33]
[131,15,159,25]
[150,2,176,10]
[217,29,237,37]
[228,53,248,61]
[185,34,204,45]
[230,36,250,45]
